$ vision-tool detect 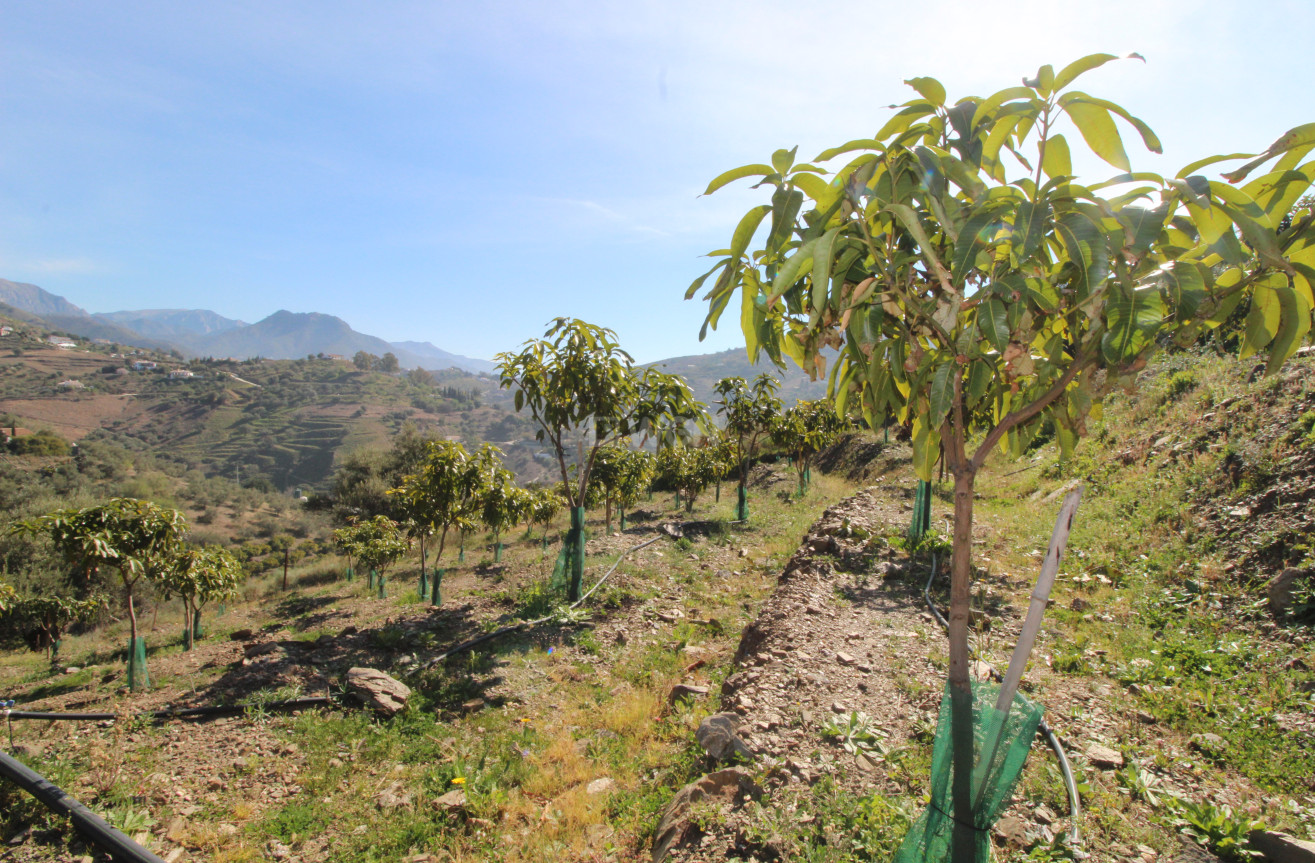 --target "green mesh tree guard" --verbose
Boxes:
[894,680,1044,862]
[419,570,429,600]
[377,575,387,599]
[126,637,149,691]
[910,480,932,543]
[345,565,354,582]
[367,569,376,590]
[494,541,503,563]
[193,609,203,640]
[620,511,627,531]
[458,534,465,563]
[431,568,444,606]
[551,507,587,600]
[51,639,61,665]
[736,485,749,521]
